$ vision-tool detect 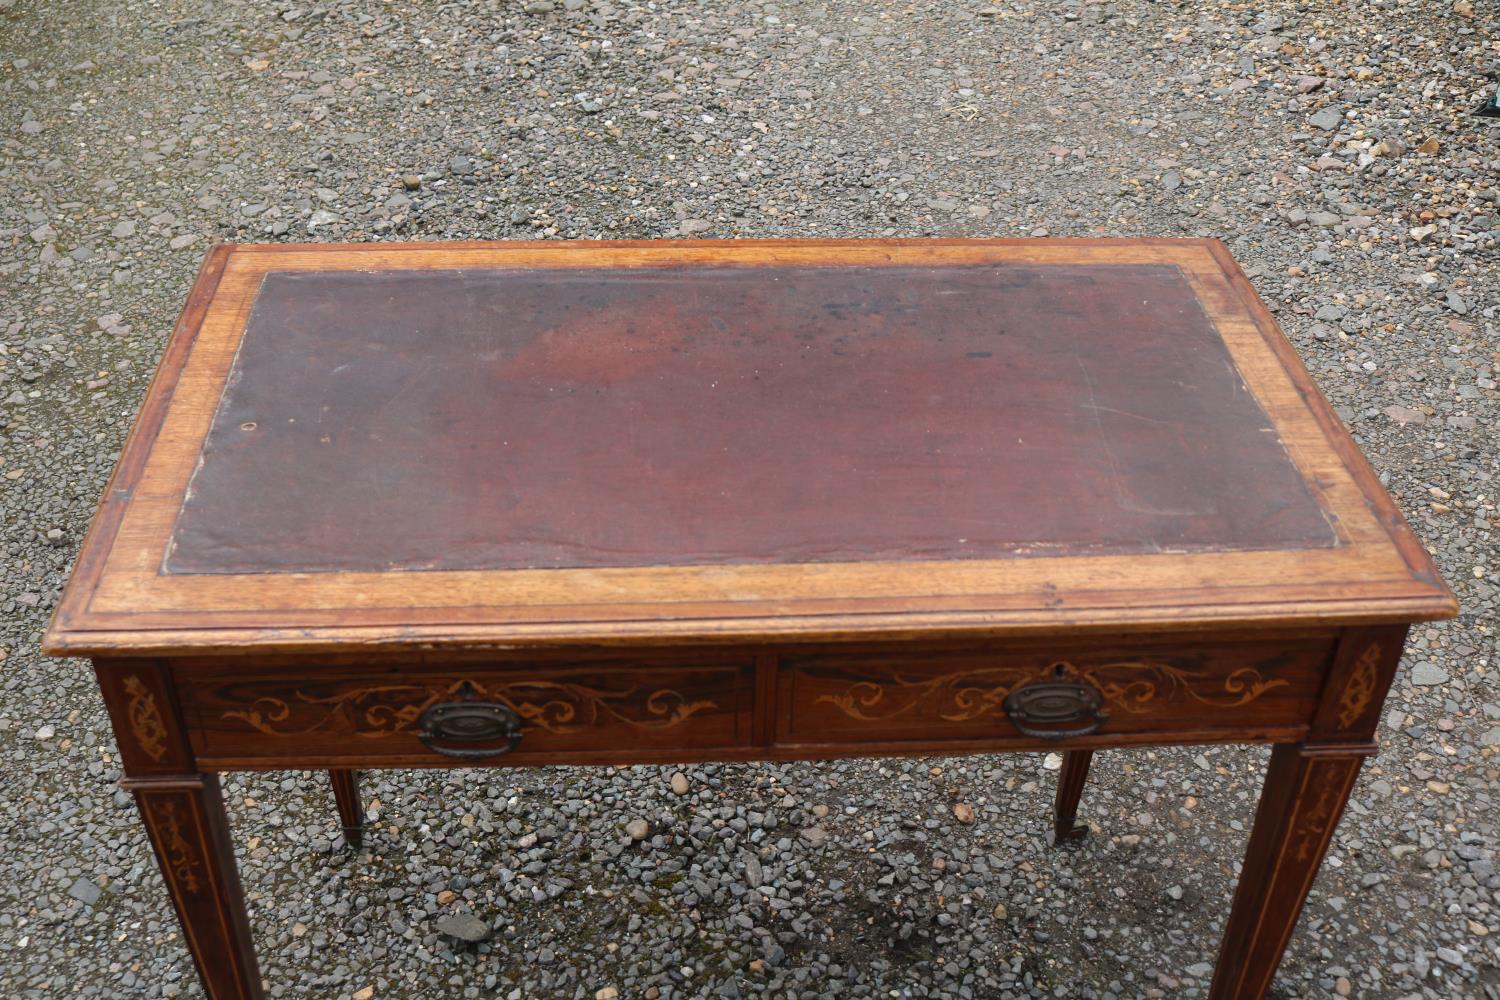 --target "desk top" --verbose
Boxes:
[45,240,1454,655]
